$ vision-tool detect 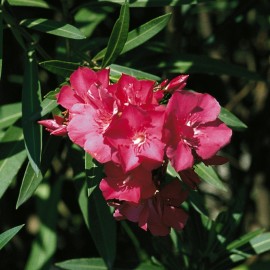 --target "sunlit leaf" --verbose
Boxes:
[20,19,86,39]
[102,0,129,67]
[0,224,24,250]
[219,107,247,130]
[94,13,171,61]
[22,49,42,175]
[249,232,270,255]
[0,103,22,129]
[25,180,62,270]
[227,229,264,251]
[0,125,27,199]
[110,64,160,81]
[55,258,106,270]
[16,136,61,208]
[7,0,53,9]
[194,162,227,191]
[39,60,80,77]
